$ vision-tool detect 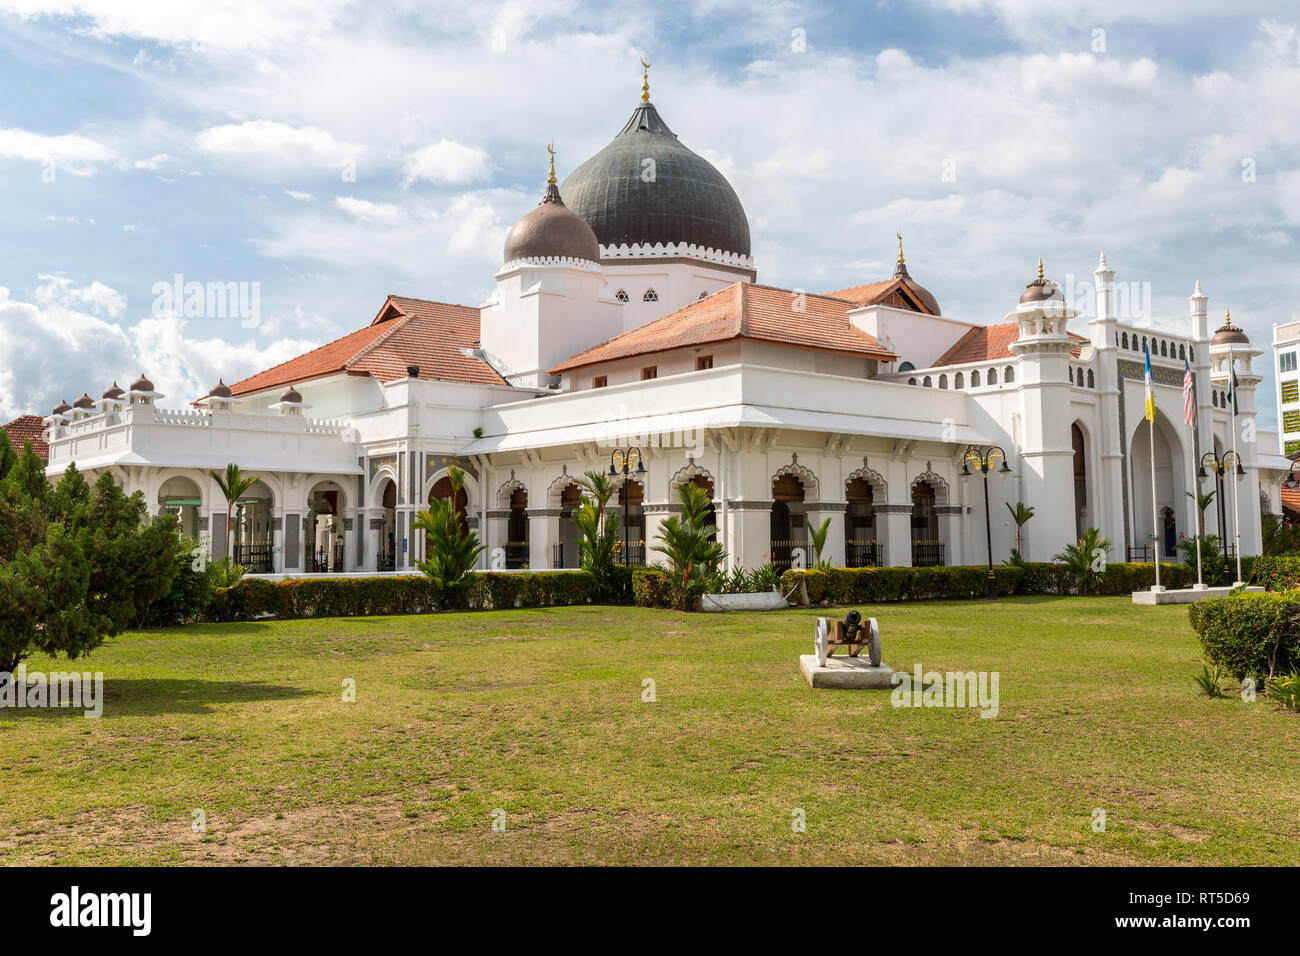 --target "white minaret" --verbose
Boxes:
[1090,253,1126,549]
